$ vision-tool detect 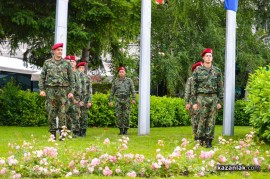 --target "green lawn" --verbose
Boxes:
[0,126,269,178]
